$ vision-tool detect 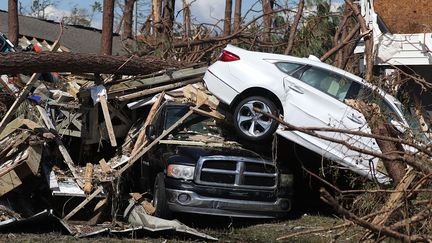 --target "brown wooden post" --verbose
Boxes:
[223,0,232,36]
[101,0,114,55]
[233,0,242,32]
[123,0,135,39]
[8,0,19,47]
